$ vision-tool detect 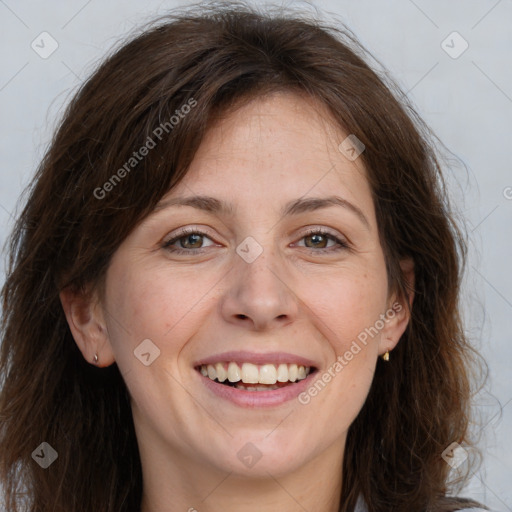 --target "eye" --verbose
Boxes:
[162,227,350,256]
[162,228,216,254]
[295,228,349,254]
